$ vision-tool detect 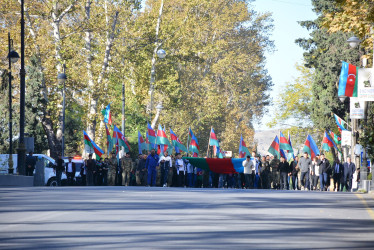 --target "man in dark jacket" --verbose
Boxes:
[279,156,291,190]
[290,156,299,190]
[25,152,36,176]
[332,158,343,192]
[65,156,76,185]
[343,157,356,192]
[86,154,96,186]
[137,154,147,186]
[319,154,330,191]
[54,155,65,186]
